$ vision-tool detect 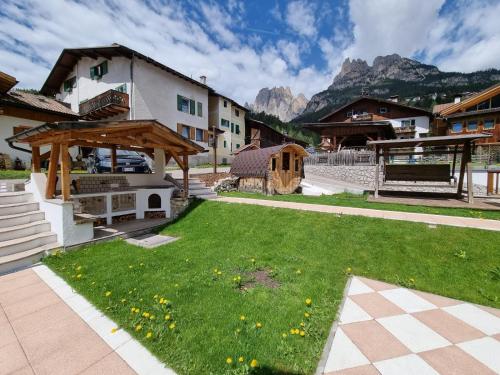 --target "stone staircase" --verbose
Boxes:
[0,191,59,275]
[174,178,218,200]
